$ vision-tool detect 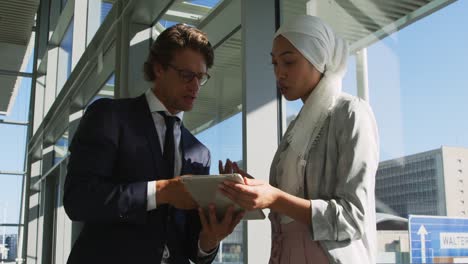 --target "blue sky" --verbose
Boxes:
[0,45,32,227]
[1,0,467,227]
[286,0,468,161]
